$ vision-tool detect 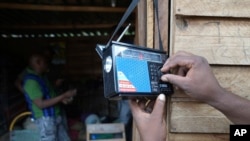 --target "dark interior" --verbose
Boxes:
[0,0,136,140]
